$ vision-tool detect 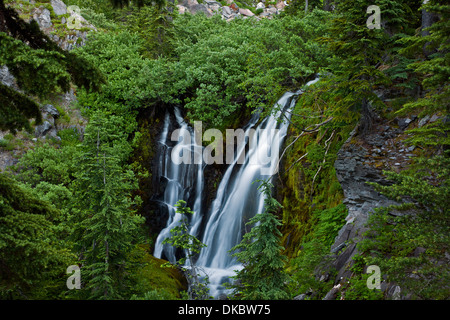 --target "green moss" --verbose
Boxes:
[129,244,187,299]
